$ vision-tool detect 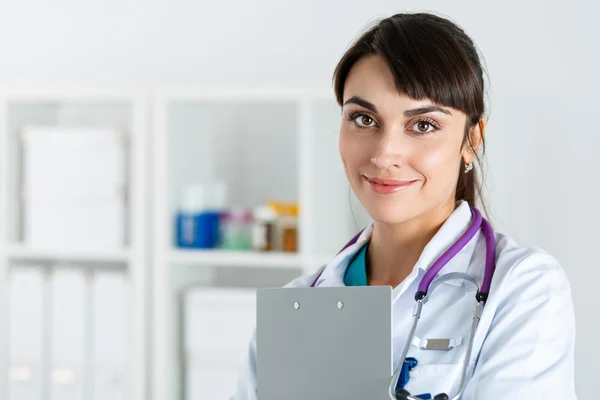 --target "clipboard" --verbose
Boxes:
[257,286,393,400]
